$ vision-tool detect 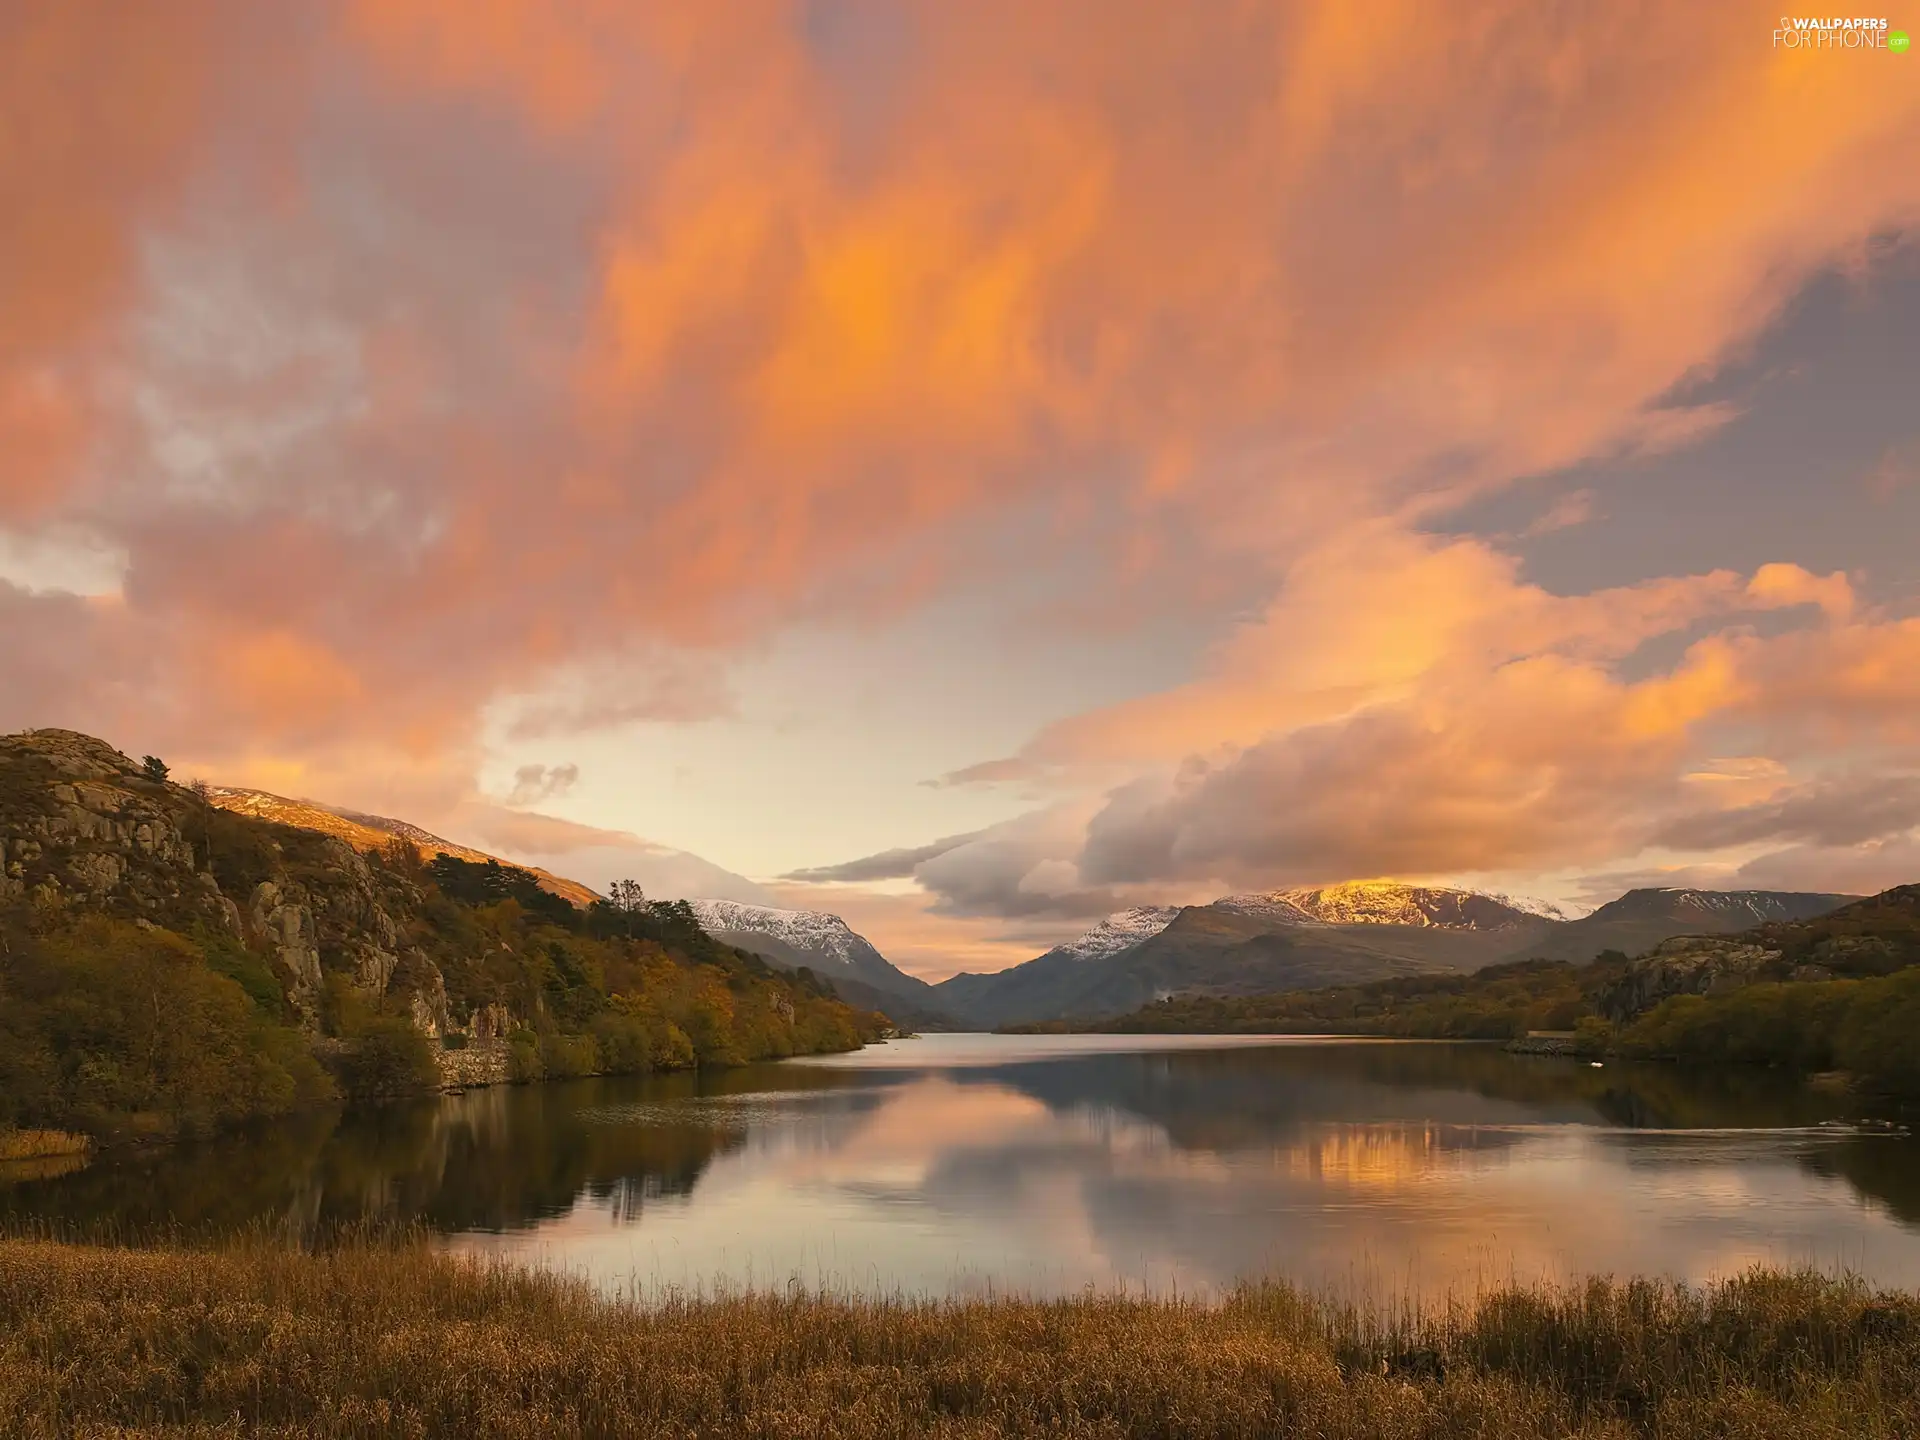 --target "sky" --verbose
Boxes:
[4,1,1919,979]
